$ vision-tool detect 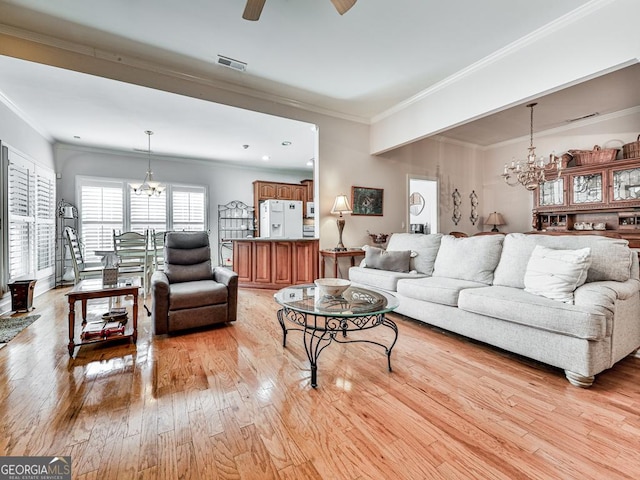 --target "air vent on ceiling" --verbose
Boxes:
[566,112,599,123]
[217,55,247,72]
